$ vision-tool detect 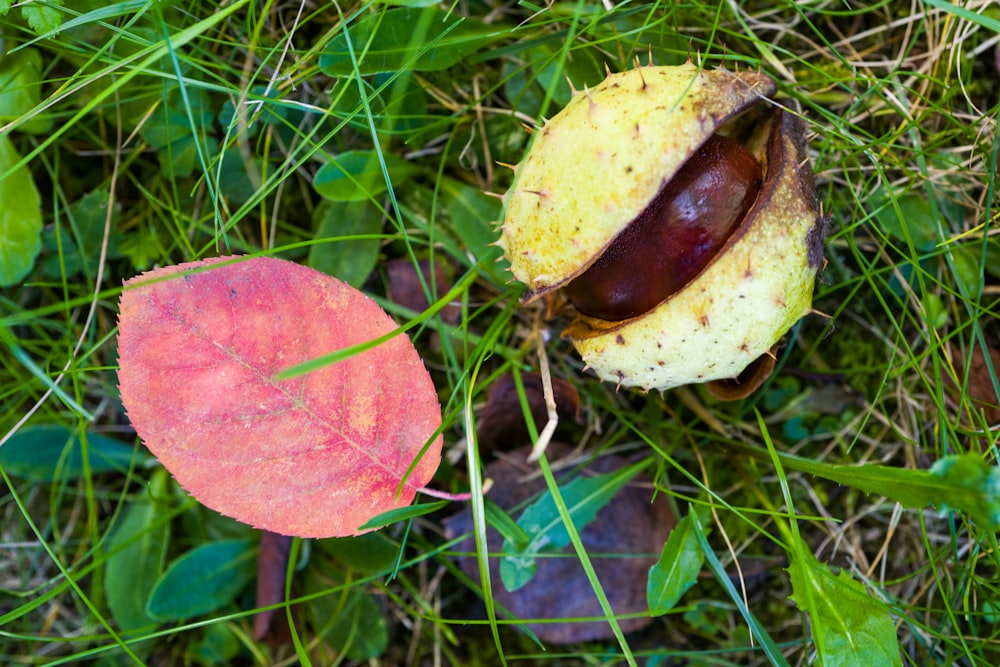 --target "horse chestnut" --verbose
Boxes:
[562,134,762,321]
[498,63,825,395]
